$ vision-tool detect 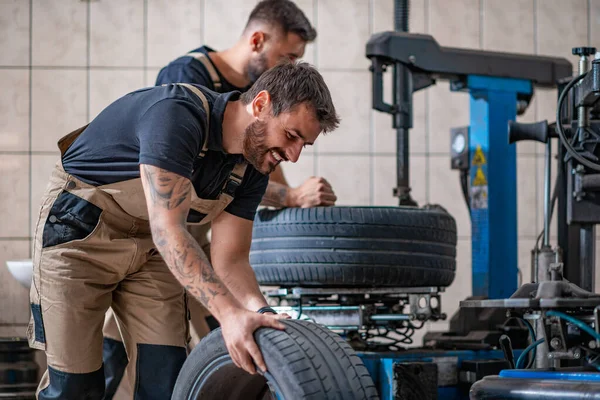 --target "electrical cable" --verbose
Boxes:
[520,318,538,369]
[516,338,545,369]
[460,169,470,216]
[546,310,600,341]
[502,317,537,368]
